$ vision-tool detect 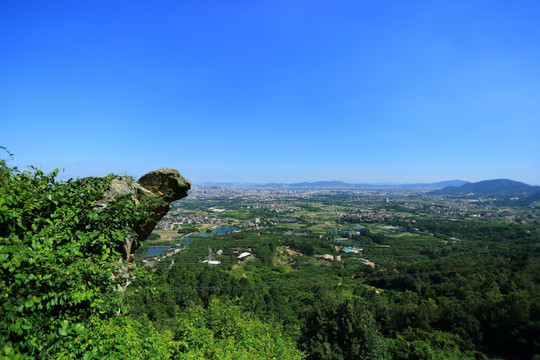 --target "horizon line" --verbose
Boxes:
[191,178,540,187]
